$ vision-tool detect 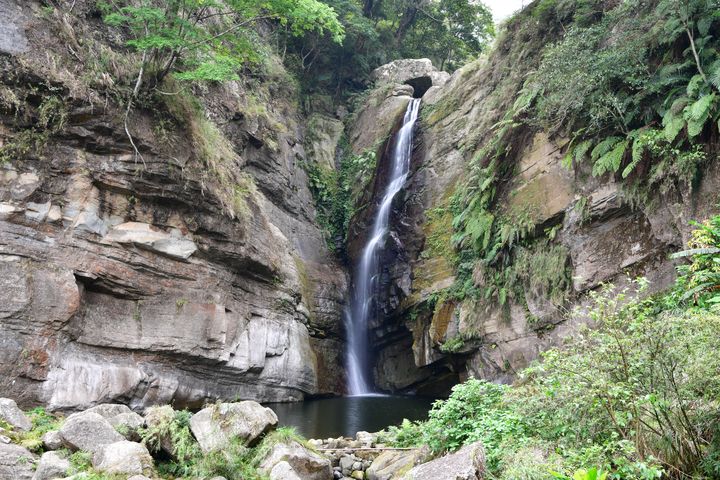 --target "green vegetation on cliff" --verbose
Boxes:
[385,216,720,479]
[423,0,720,331]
